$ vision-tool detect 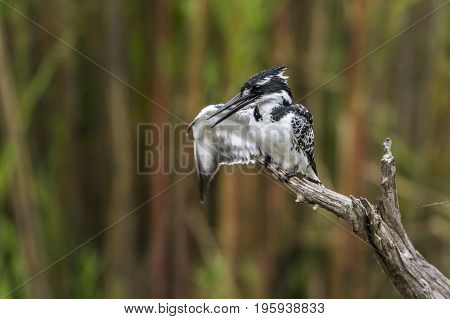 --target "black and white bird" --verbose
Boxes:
[188,66,320,202]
